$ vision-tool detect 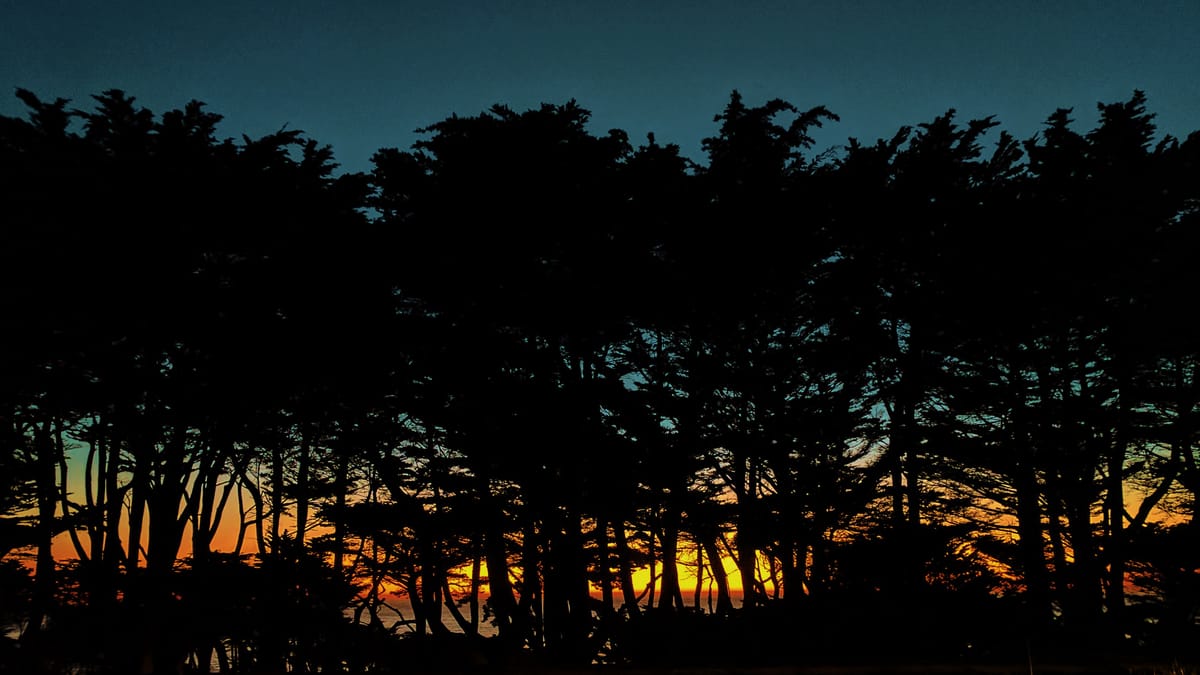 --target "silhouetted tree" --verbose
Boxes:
[6,85,1200,672]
